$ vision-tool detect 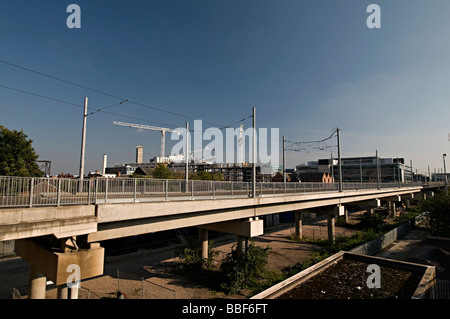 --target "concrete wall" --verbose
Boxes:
[350,219,417,256]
